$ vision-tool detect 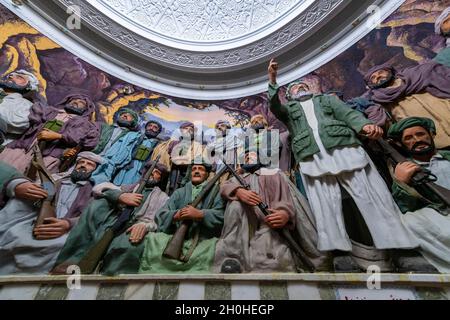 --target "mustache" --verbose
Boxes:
[412,141,431,151]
